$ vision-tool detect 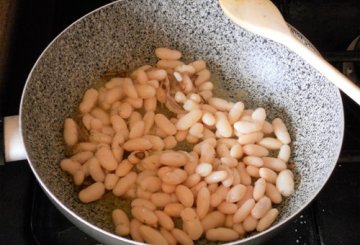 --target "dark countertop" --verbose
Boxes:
[0,0,18,92]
